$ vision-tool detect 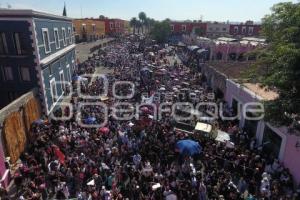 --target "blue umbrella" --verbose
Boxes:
[85,117,96,124]
[176,139,202,156]
[72,75,82,81]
